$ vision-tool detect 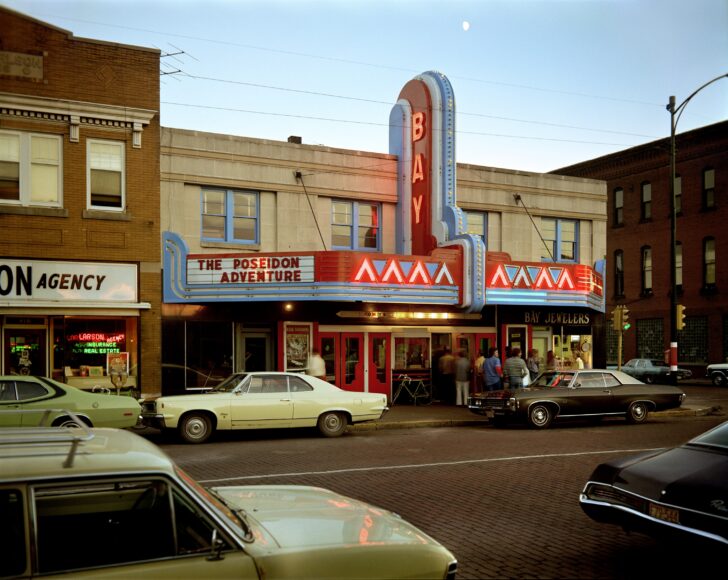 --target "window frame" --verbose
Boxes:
[703,167,715,210]
[641,245,653,295]
[200,188,259,245]
[613,187,623,226]
[87,139,125,212]
[464,210,488,244]
[0,130,63,208]
[331,200,381,251]
[703,236,716,288]
[640,181,652,221]
[540,217,579,263]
